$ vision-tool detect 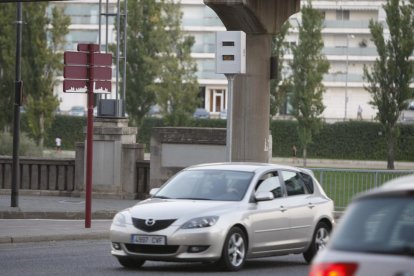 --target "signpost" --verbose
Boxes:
[63,43,112,228]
